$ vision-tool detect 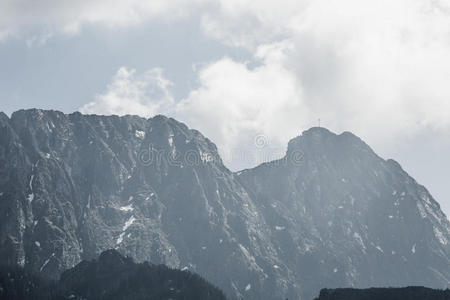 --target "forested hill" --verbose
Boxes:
[0,249,226,300]
[314,287,450,300]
